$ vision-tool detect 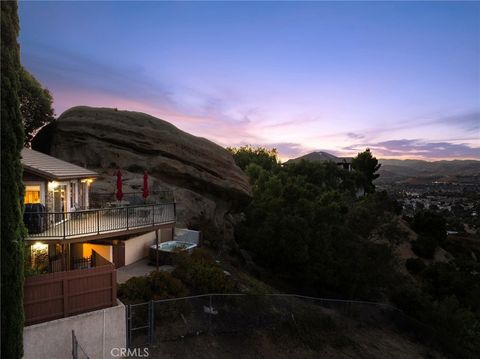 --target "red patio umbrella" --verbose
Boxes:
[143,170,149,201]
[116,170,123,201]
